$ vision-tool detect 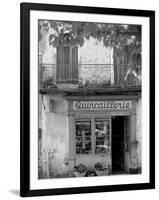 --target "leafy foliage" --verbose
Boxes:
[94,162,111,171]
[73,164,87,173]
[38,20,141,50]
